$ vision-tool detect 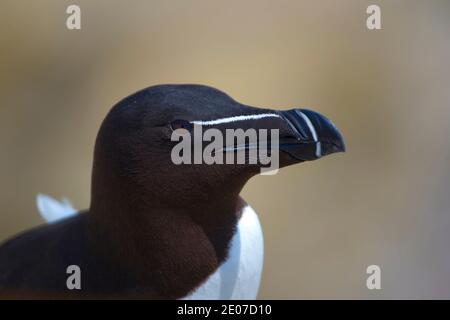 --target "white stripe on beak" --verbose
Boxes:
[190,113,281,126]
[295,110,322,158]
